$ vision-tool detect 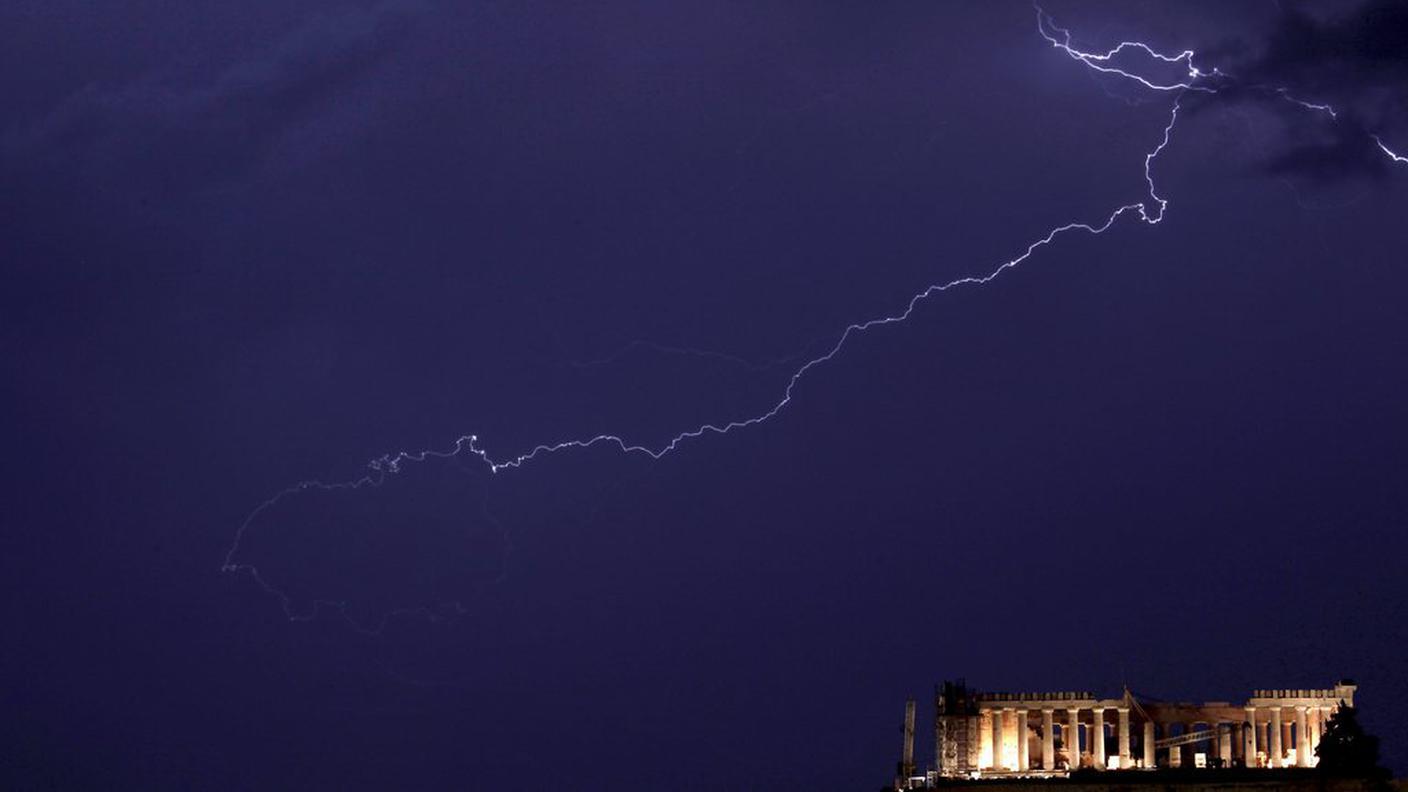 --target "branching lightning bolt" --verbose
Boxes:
[1036,10,1213,92]
[223,4,1405,626]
